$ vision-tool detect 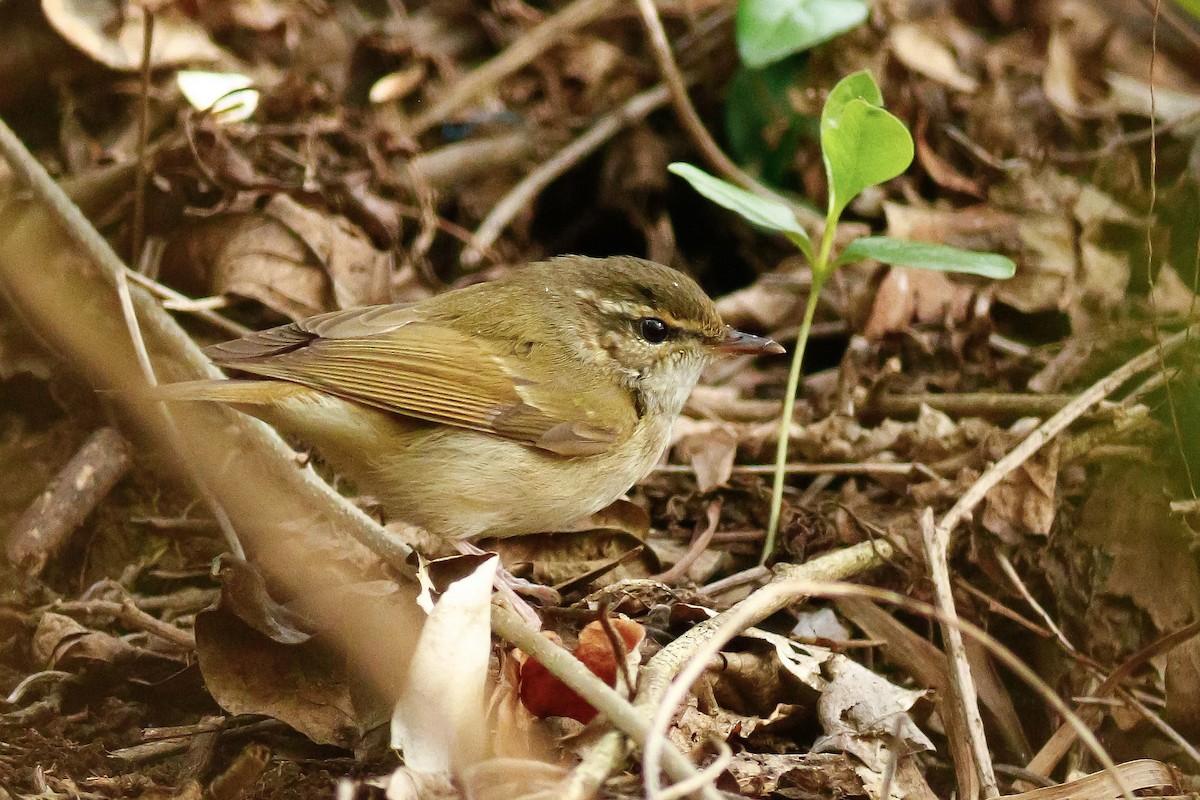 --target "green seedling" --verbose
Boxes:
[670,70,1016,564]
